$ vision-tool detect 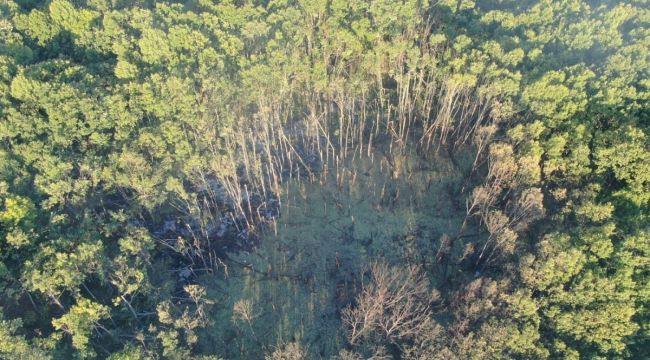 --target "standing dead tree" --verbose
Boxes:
[342,262,437,347]
[464,143,517,225]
